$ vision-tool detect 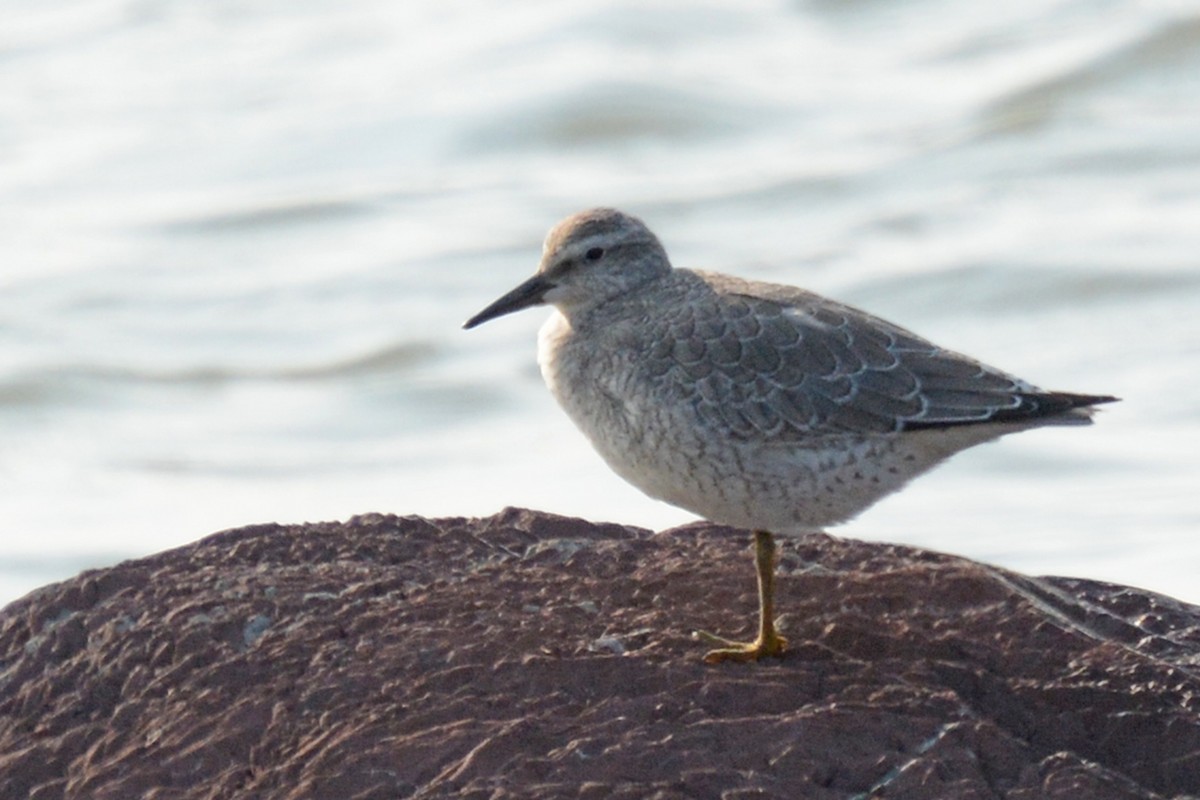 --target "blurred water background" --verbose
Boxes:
[2,0,1198,608]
